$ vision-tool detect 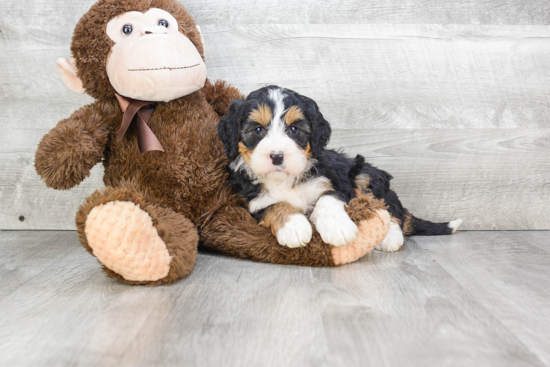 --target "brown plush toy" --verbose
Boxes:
[34,0,391,285]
